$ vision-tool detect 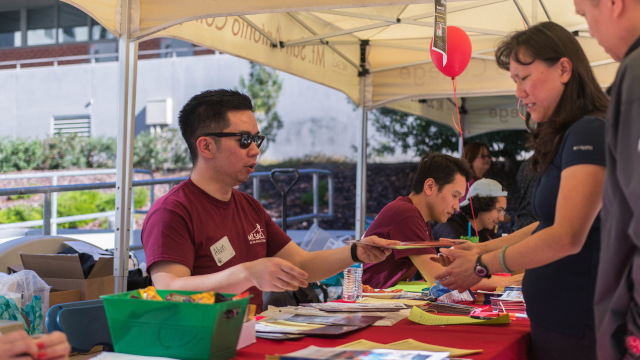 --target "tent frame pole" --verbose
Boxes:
[355,76,367,240]
[114,0,138,293]
[355,40,369,241]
